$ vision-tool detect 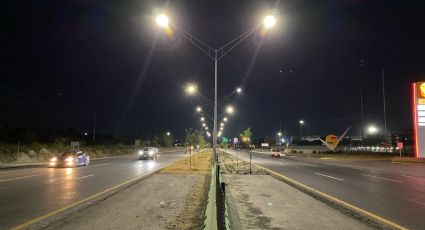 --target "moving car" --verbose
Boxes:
[138,147,159,160]
[49,150,90,167]
[270,148,283,158]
